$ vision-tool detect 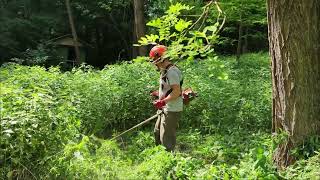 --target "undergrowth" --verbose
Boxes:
[1,53,319,179]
